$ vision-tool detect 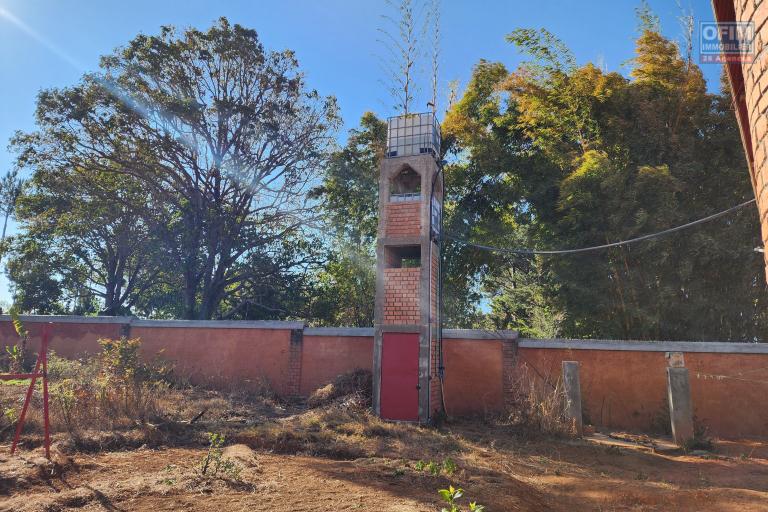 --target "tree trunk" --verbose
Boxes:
[1,209,9,244]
